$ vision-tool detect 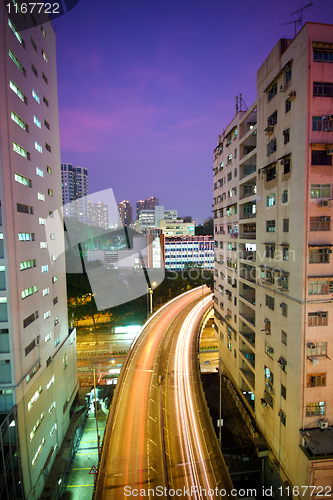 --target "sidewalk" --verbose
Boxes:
[40,400,108,500]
